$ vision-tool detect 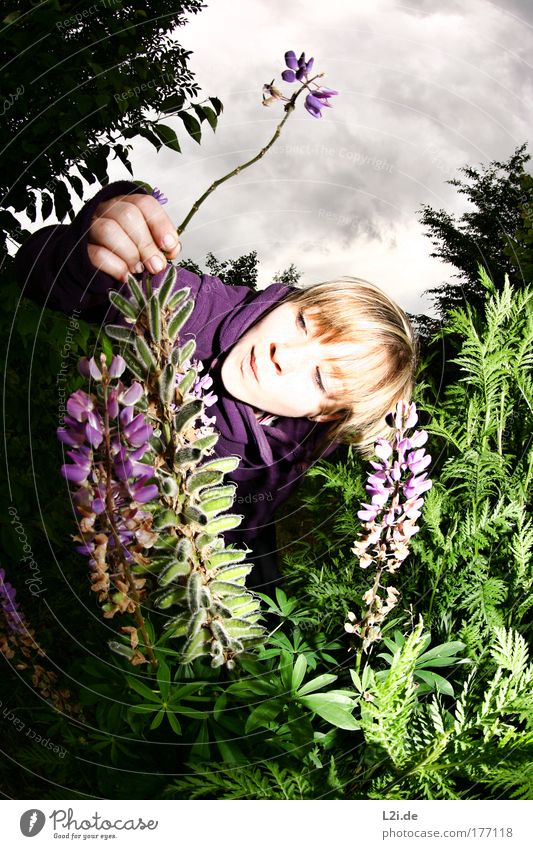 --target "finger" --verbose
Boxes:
[162,239,182,262]
[89,215,144,275]
[87,242,130,283]
[94,195,167,274]
[125,194,181,268]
